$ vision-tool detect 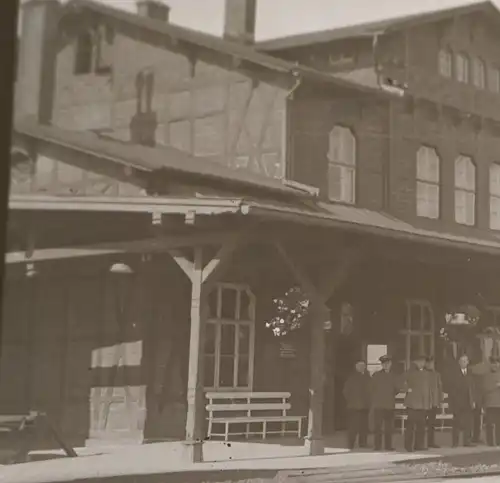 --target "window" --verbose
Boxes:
[472,57,486,89]
[455,155,476,226]
[489,66,500,93]
[438,48,452,77]
[204,283,255,391]
[455,53,470,83]
[490,163,500,230]
[416,146,440,219]
[327,126,356,204]
[74,32,94,75]
[398,300,435,371]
